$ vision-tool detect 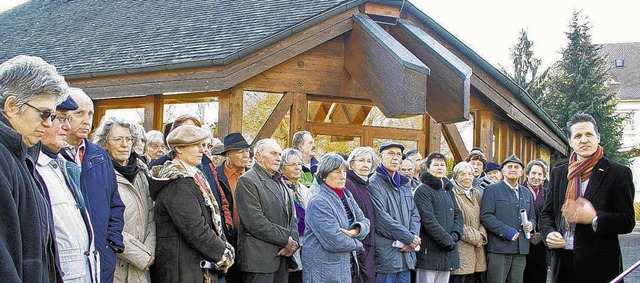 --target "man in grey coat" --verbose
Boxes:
[368,142,421,282]
[235,138,299,283]
[481,154,535,283]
